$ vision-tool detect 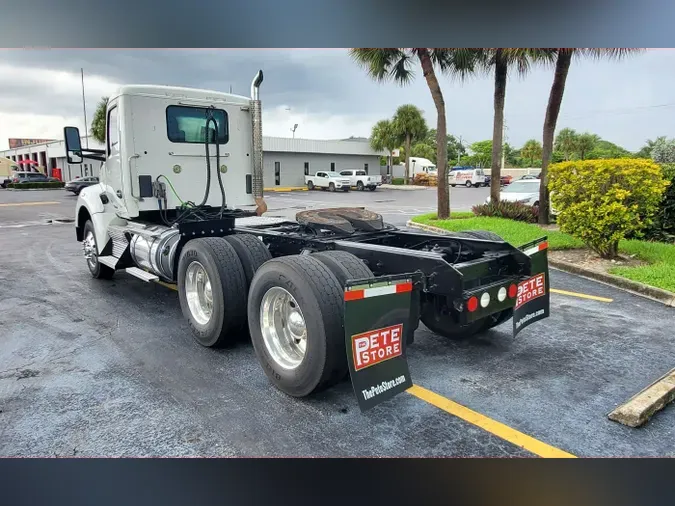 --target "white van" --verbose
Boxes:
[448,166,486,188]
